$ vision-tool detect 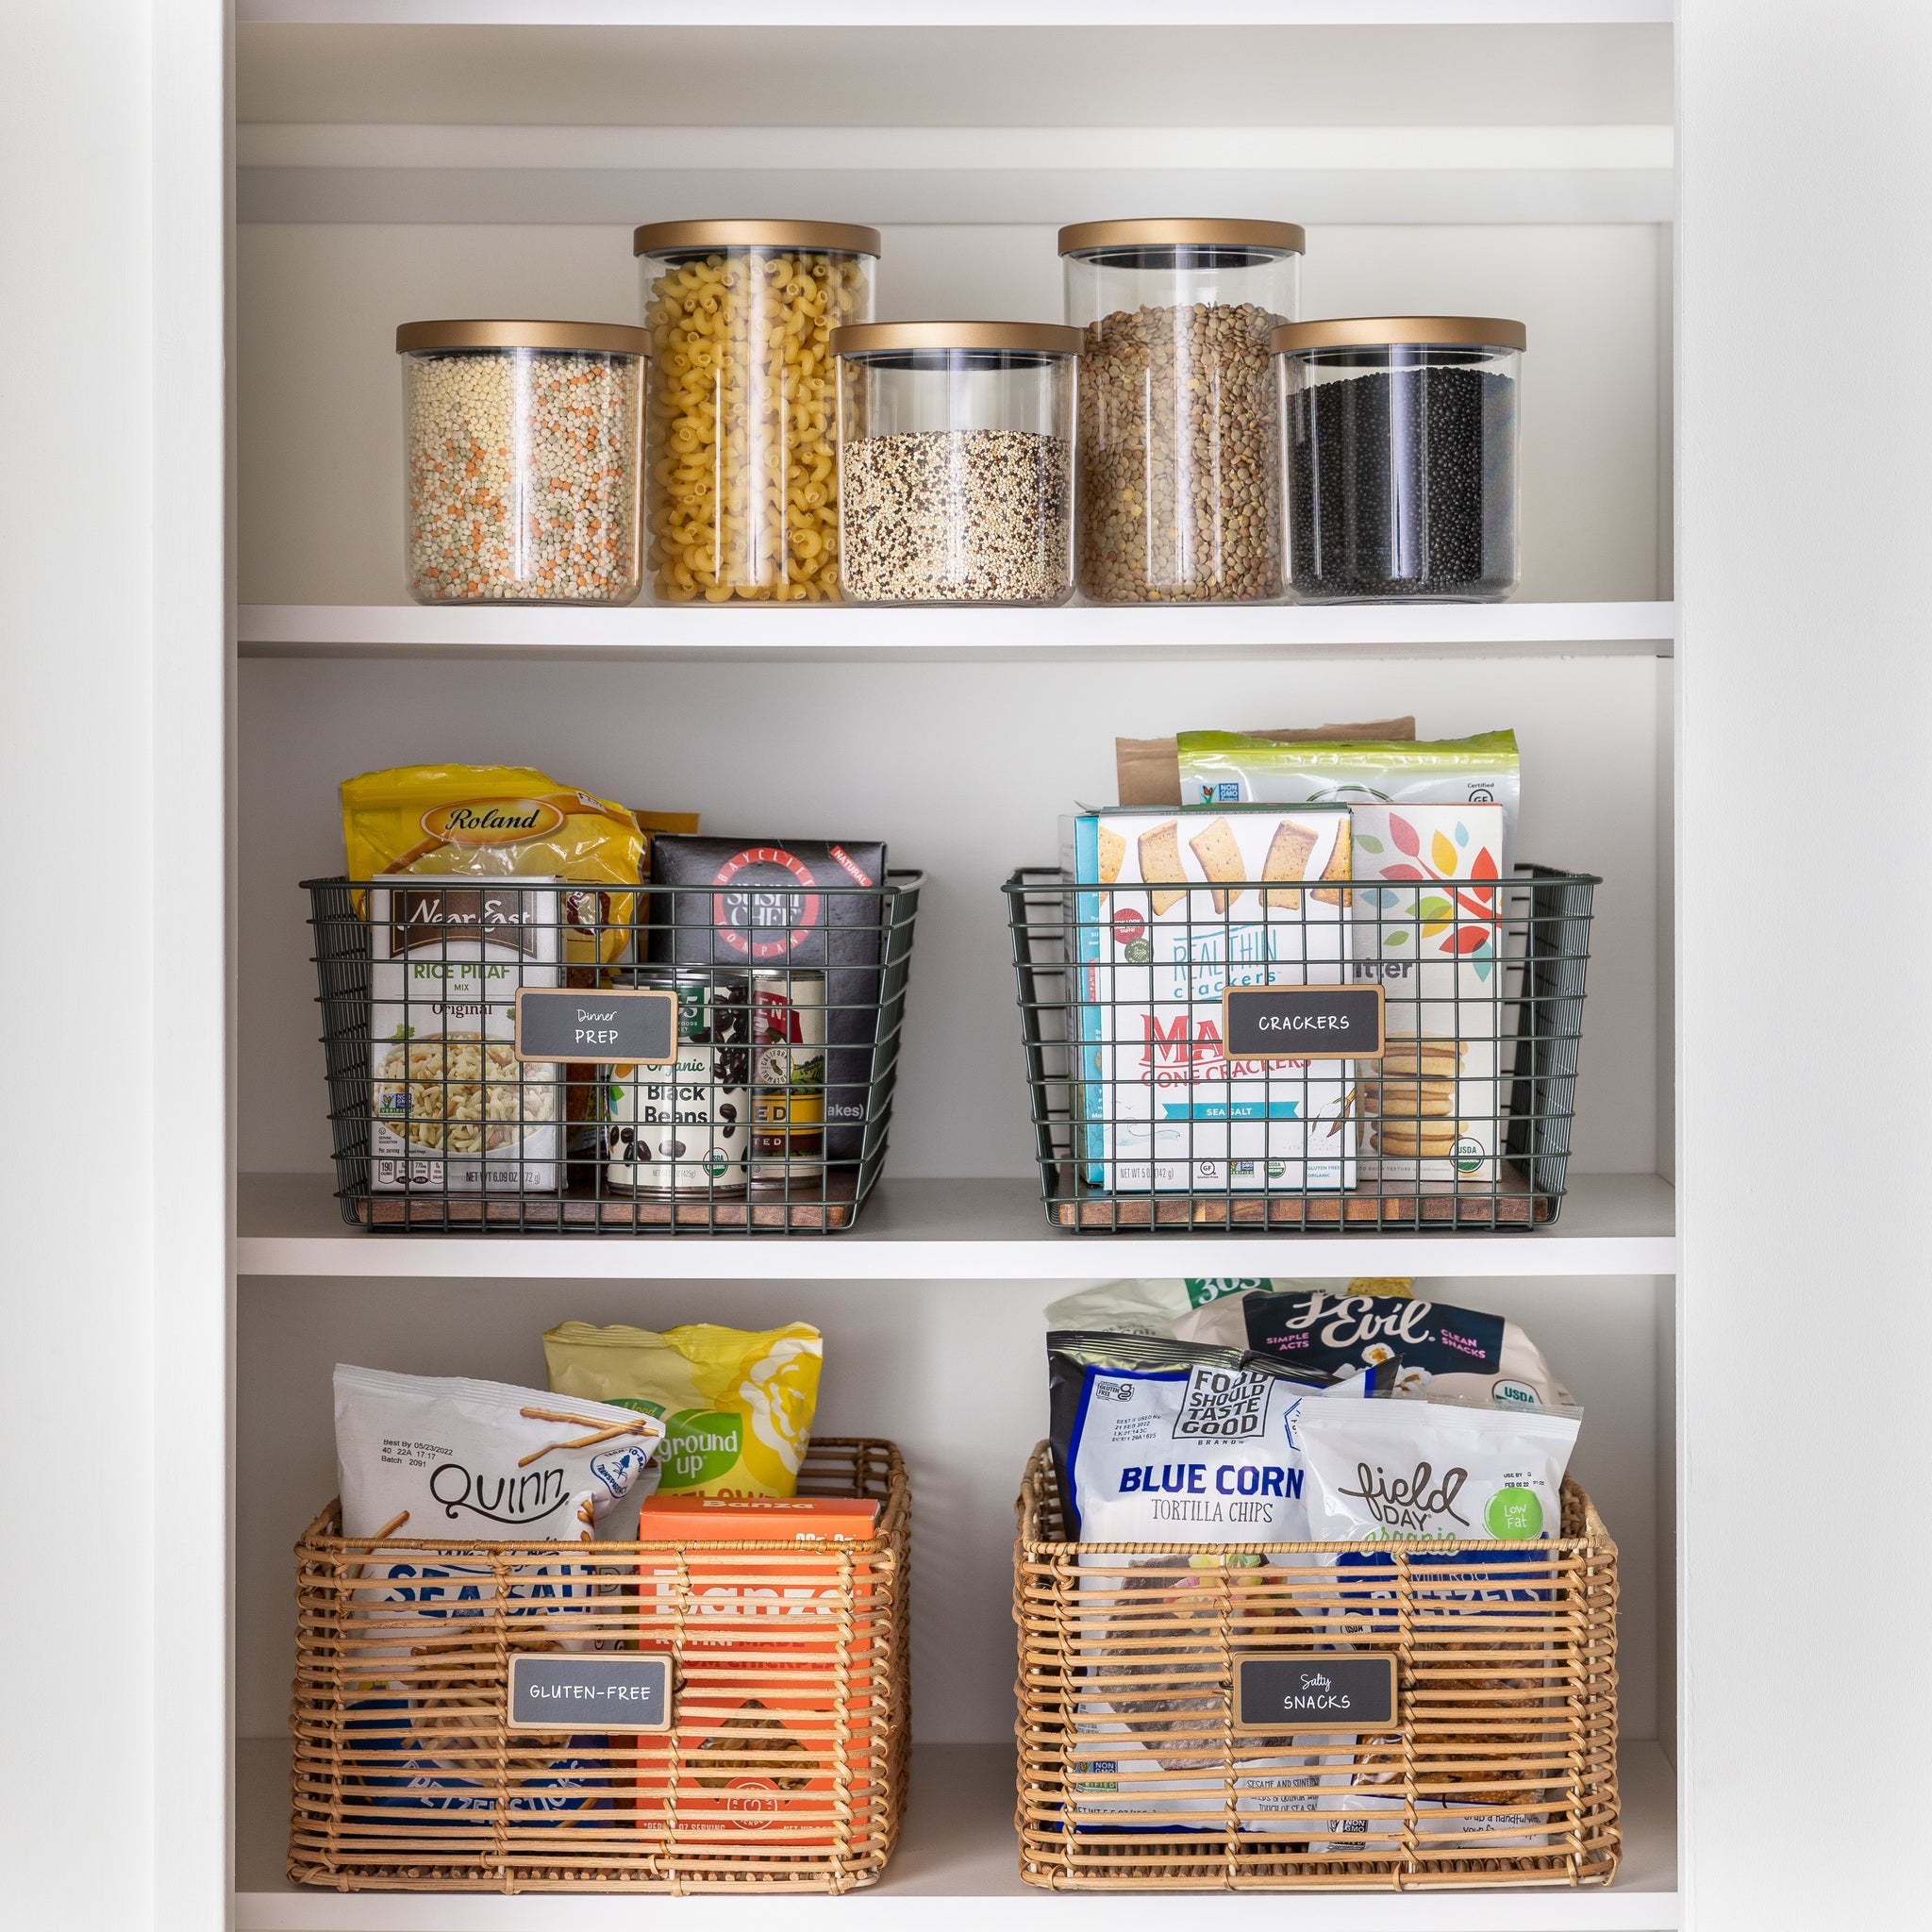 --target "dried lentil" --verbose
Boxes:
[840,430,1072,605]
[404,349,641,604]
[1076,301,1283,604]
[1288,364,1516,600]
